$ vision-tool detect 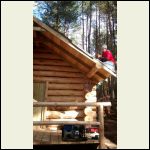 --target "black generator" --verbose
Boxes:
[62,125,87,141]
